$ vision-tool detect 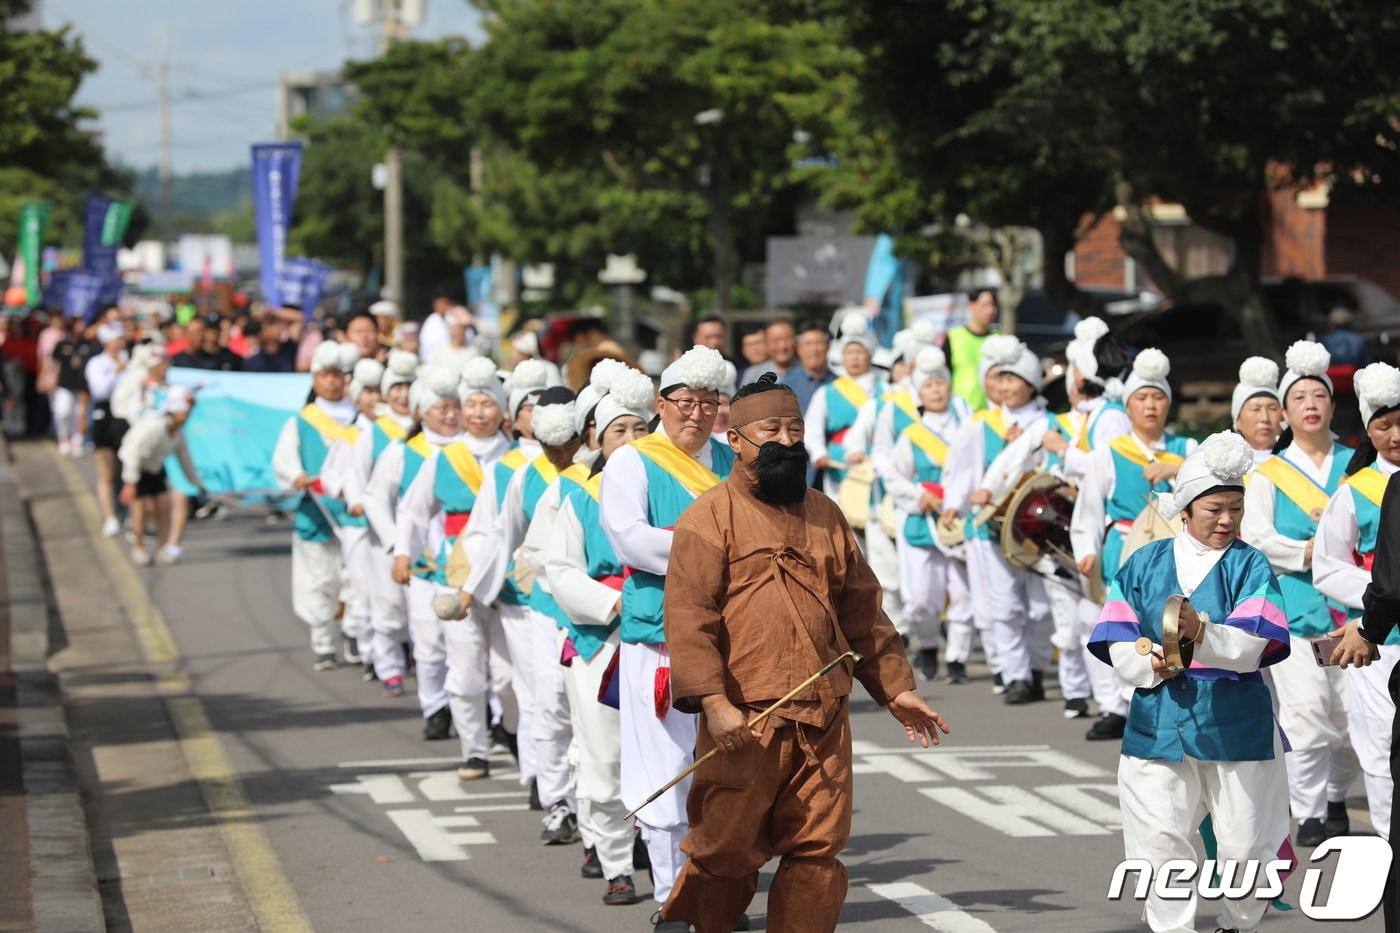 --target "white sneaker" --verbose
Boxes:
[156,545,182,566]
[131,546,152,567]
[57,440,71,457]
[101,517,120,538]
